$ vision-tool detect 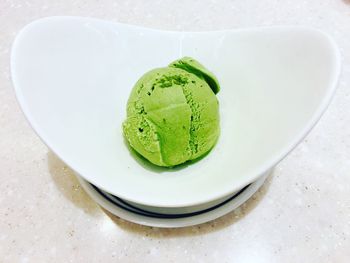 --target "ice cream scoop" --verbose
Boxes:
[123,57,220,167]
